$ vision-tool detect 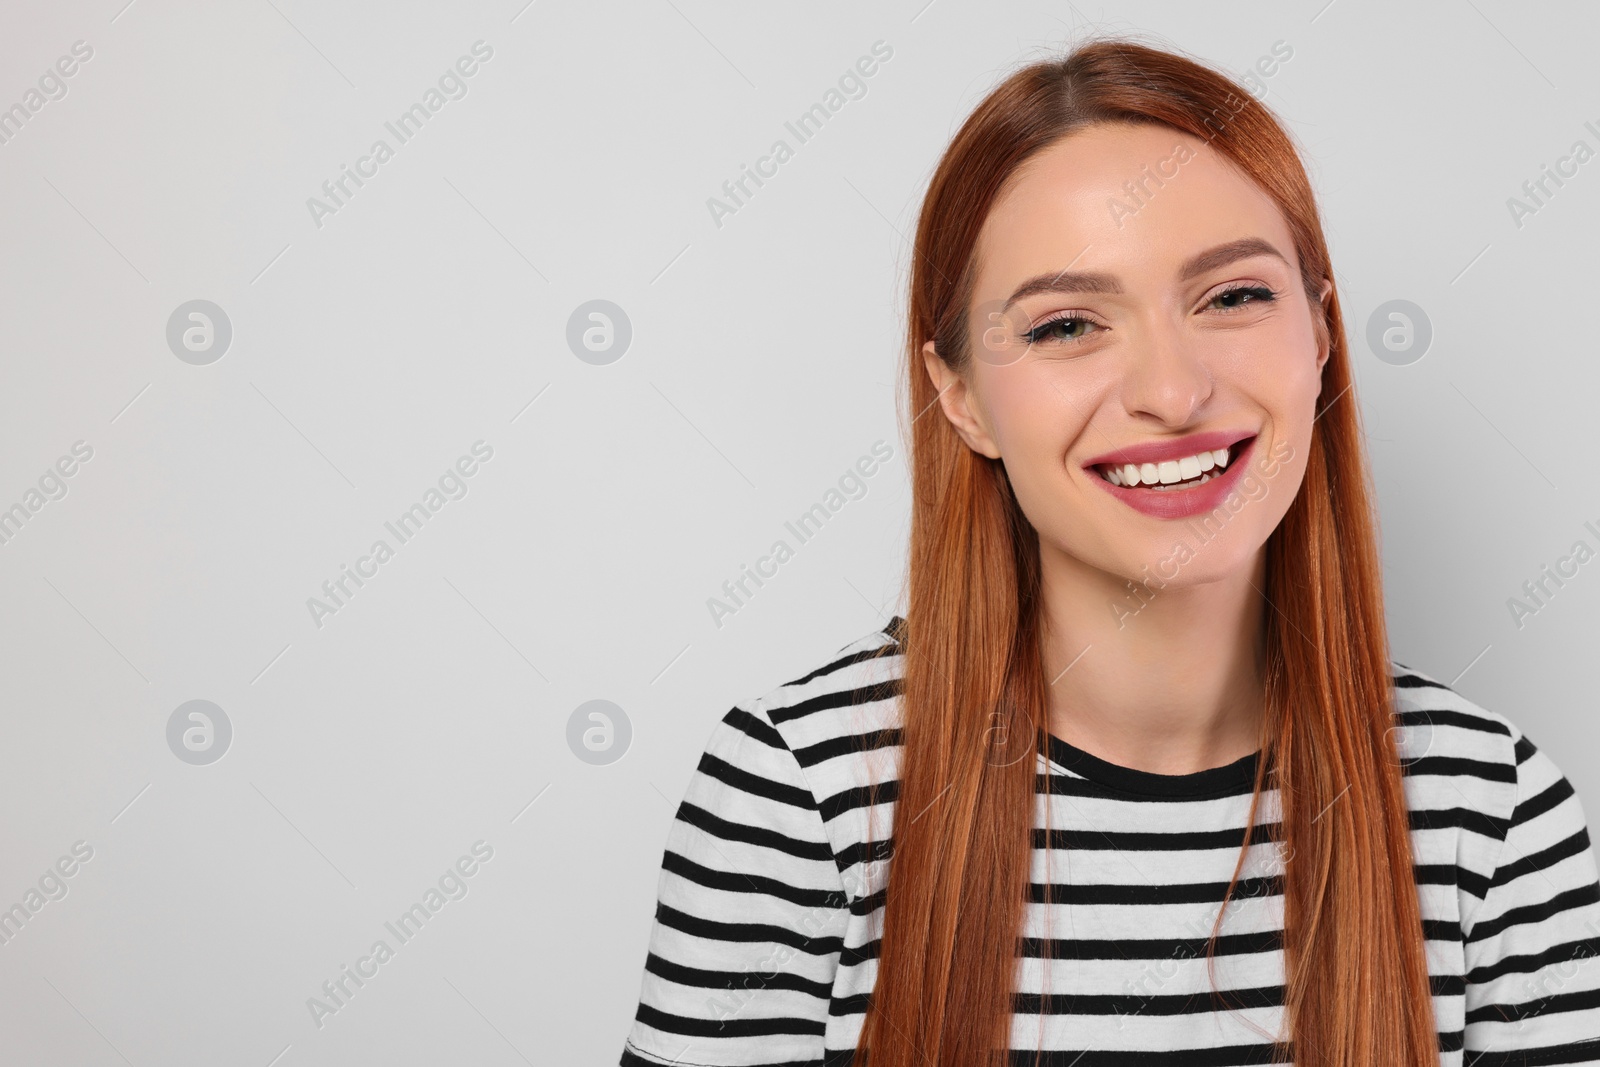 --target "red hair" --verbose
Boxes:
[858,35,1436,1066]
